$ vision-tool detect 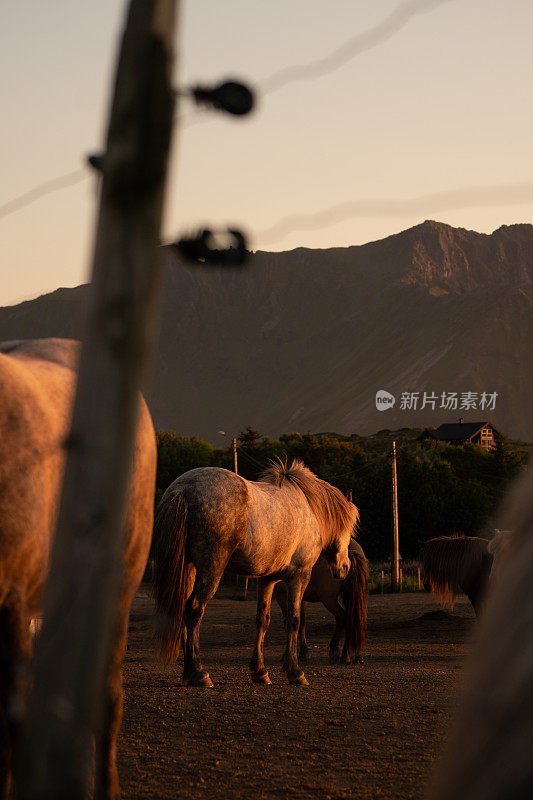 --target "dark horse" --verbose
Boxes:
[274,538,368,664]
[420,535,493,615]
[154,458,359,686]
[0,339,156,799]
